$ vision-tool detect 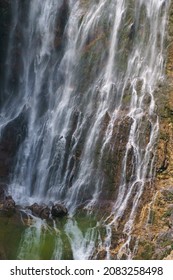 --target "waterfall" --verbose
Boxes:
[0,0,170,259]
